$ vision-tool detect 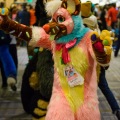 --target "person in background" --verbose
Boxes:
[0,2,17,91]
[114,7,120,57]
[9,4,18,70]
[82,2,120,120]
[9,3,17,21]
[0,34,18,92]
[107,3,118,30]
[99,5,108,30]
[26,4,36,26]
[105,5,112,30]
[16,3,30,46]
[95,5,103,31]
[16,3,30,26]
[9,35,18,73]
